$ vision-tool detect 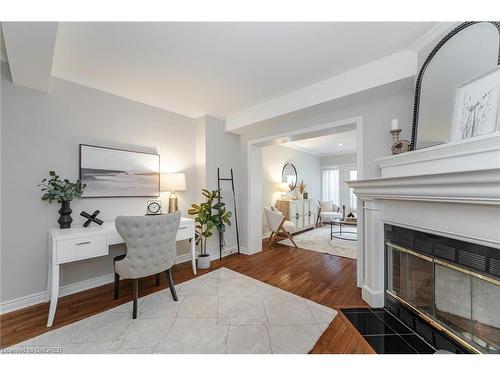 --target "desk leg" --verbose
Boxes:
[190,237,197,275]
[47,264,59,327]
[45,237,52,303]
